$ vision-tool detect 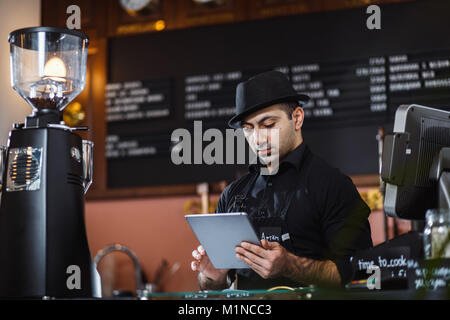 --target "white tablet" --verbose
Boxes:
[185,212,261,269]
